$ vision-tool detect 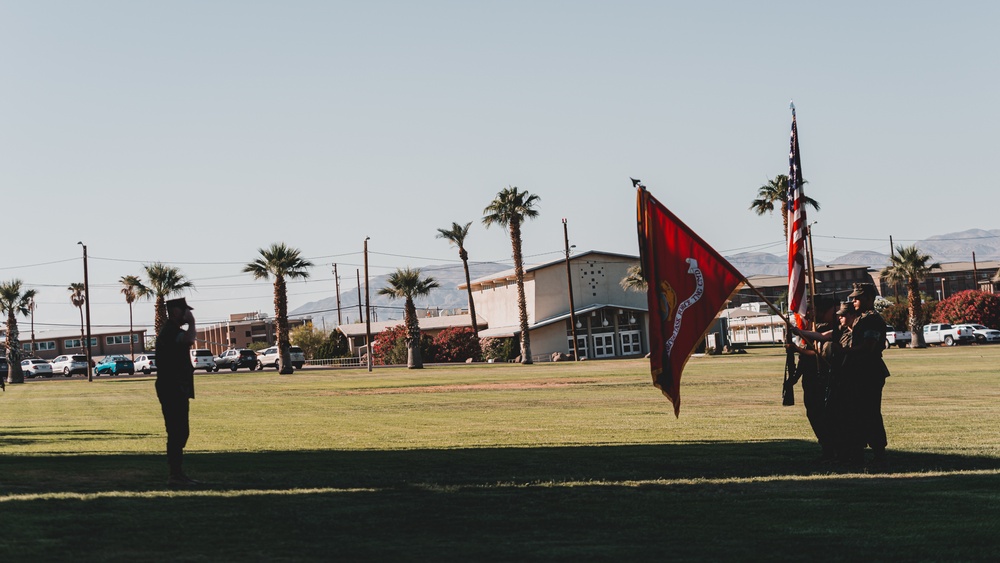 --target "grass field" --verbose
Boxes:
[2,345,999,561]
